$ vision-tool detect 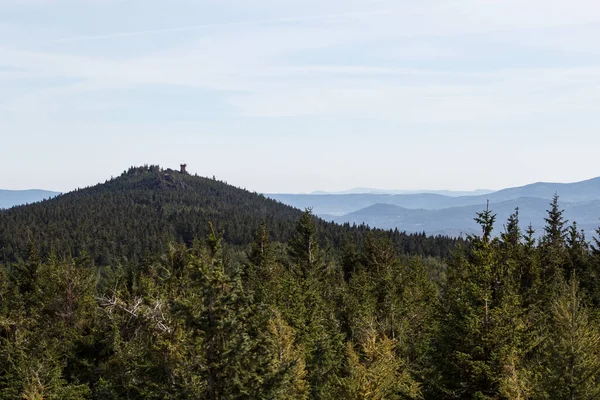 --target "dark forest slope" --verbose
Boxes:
[0,165,459,264]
